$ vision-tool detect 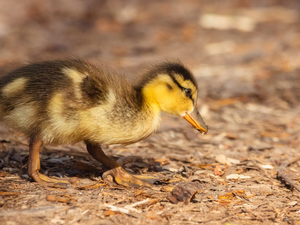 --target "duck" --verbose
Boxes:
[0,59,208,188]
